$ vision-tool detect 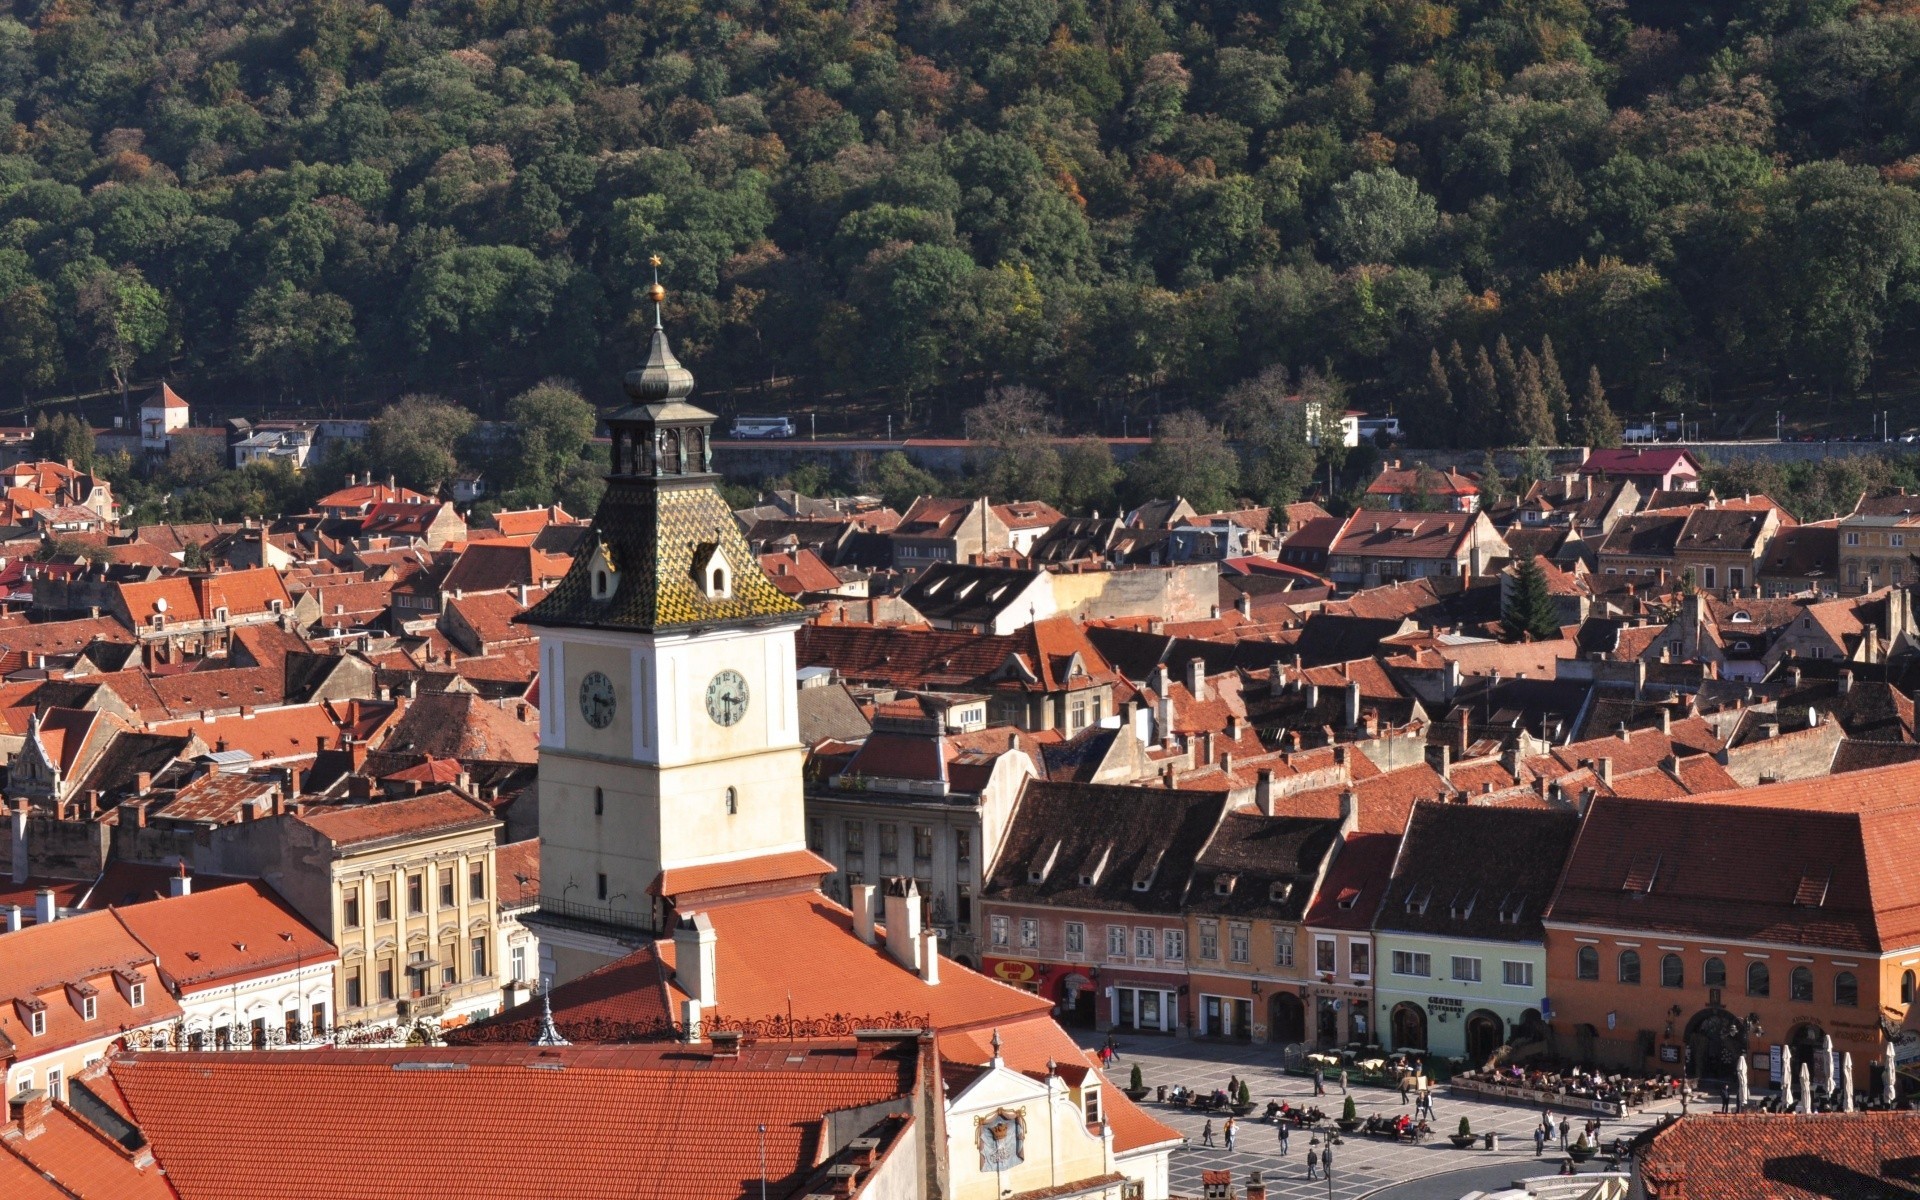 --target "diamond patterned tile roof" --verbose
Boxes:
[520,478,802,632]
